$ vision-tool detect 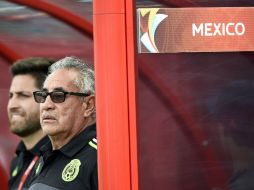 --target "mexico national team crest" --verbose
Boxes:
[62,159,81,182]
